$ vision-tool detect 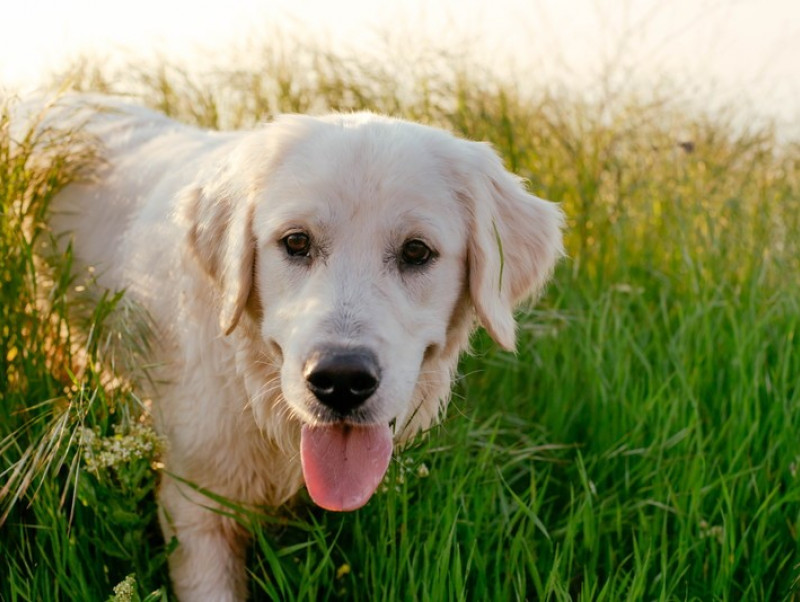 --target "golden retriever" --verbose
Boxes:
[17,95,563,601]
